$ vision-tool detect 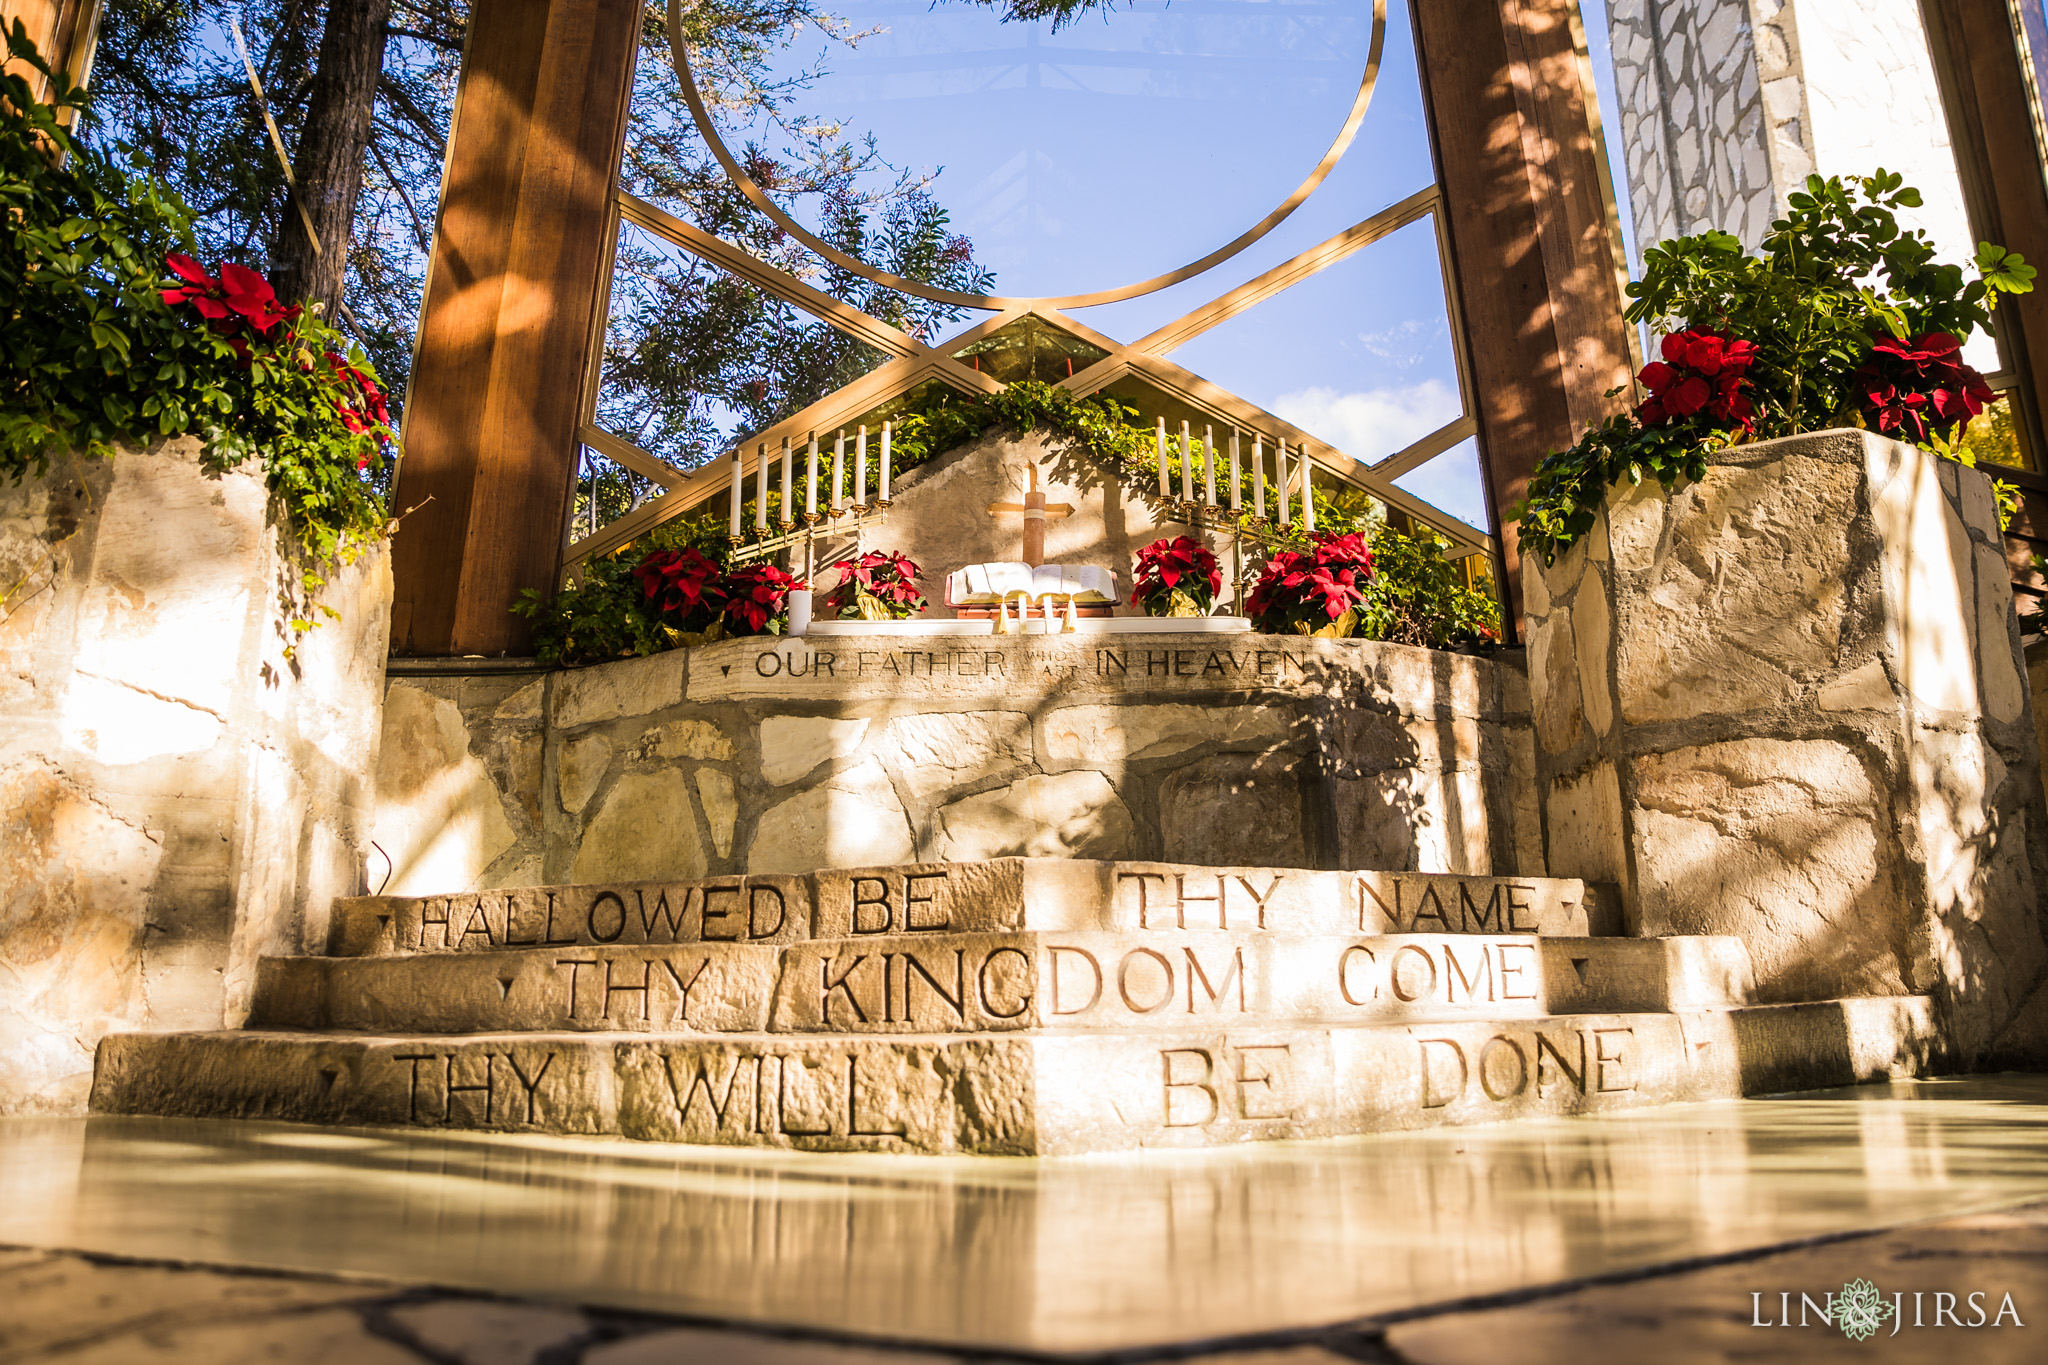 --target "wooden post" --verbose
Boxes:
[390,0,639,656]
[1,0,99,103]
[1411,0,1636,637]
